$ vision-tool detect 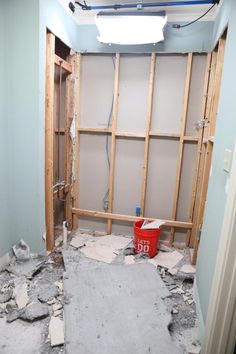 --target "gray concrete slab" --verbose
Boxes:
[63,250,182,354]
